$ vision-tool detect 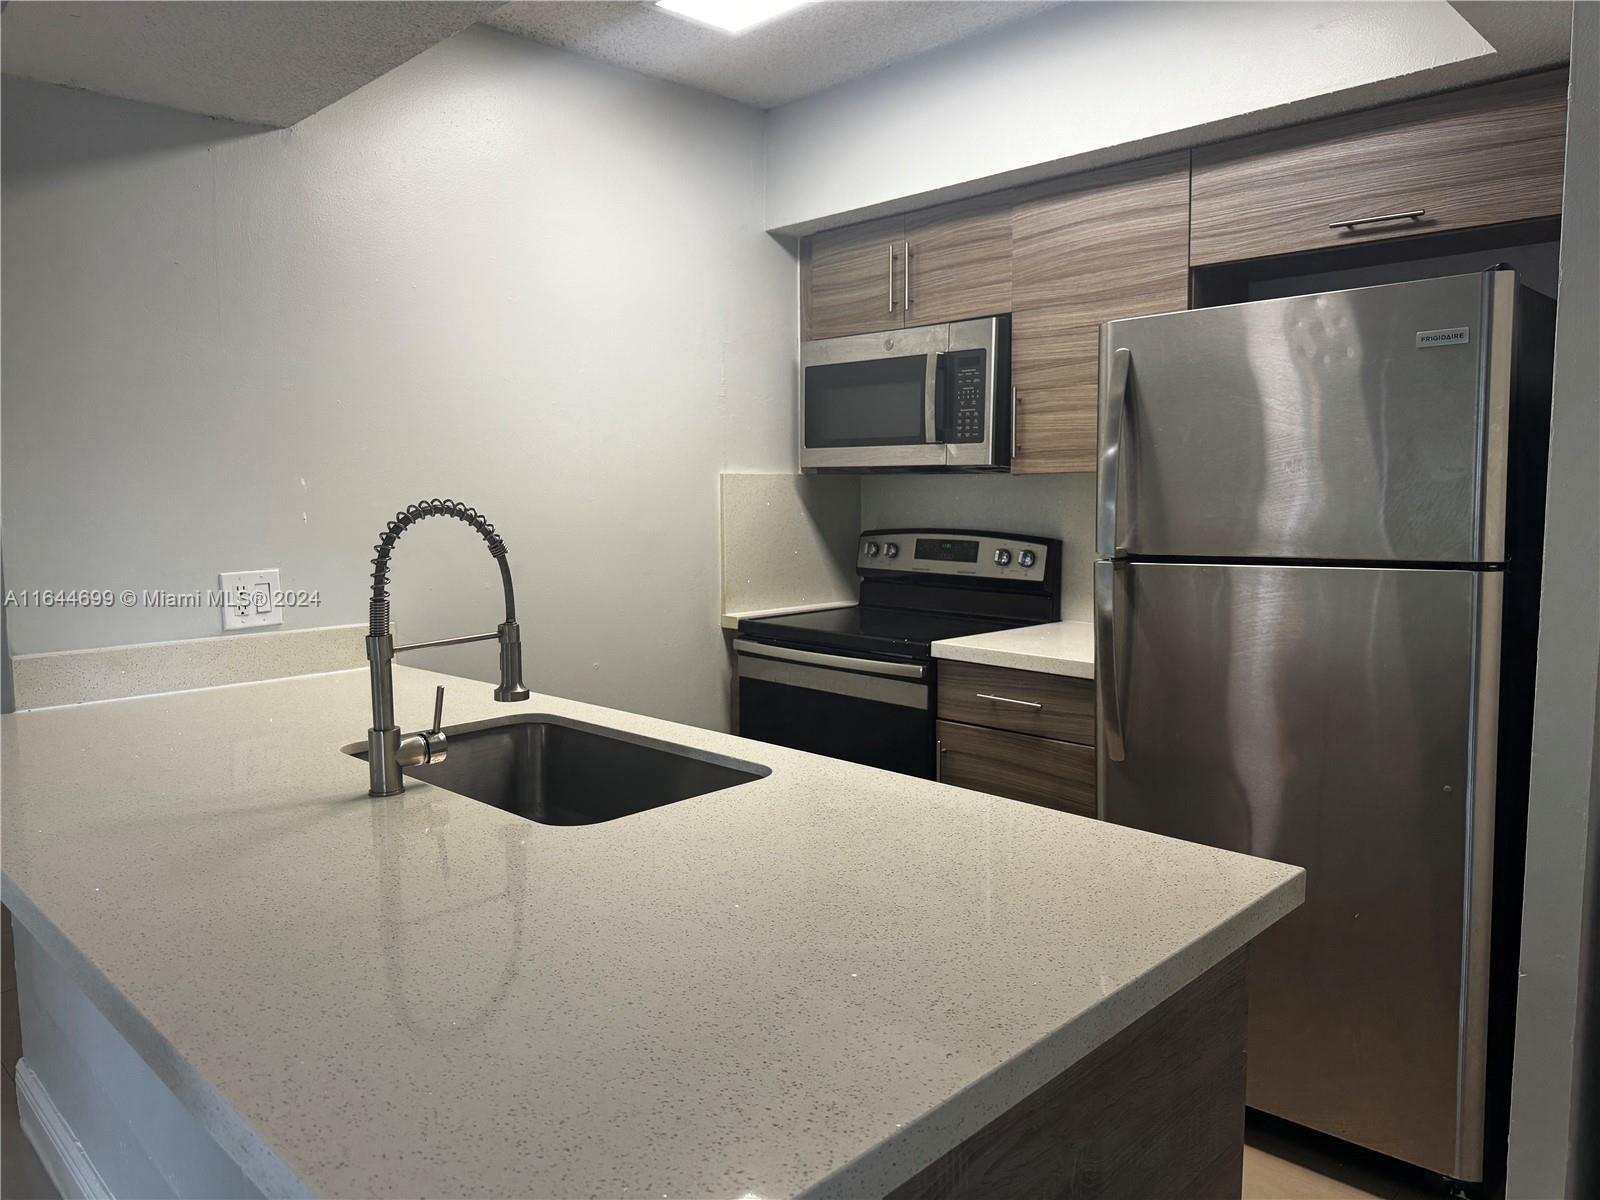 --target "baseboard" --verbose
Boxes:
[14,1057,113,1200]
